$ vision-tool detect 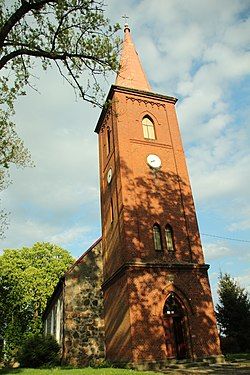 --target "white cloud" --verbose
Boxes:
[203,242,233,261]
[235,273,250,293]
[229,219,250,232]
[228,204,250,232]
[1,218,59,250]
[48,226,91,245]
[204,44,250,79]
[224,18,250,47]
